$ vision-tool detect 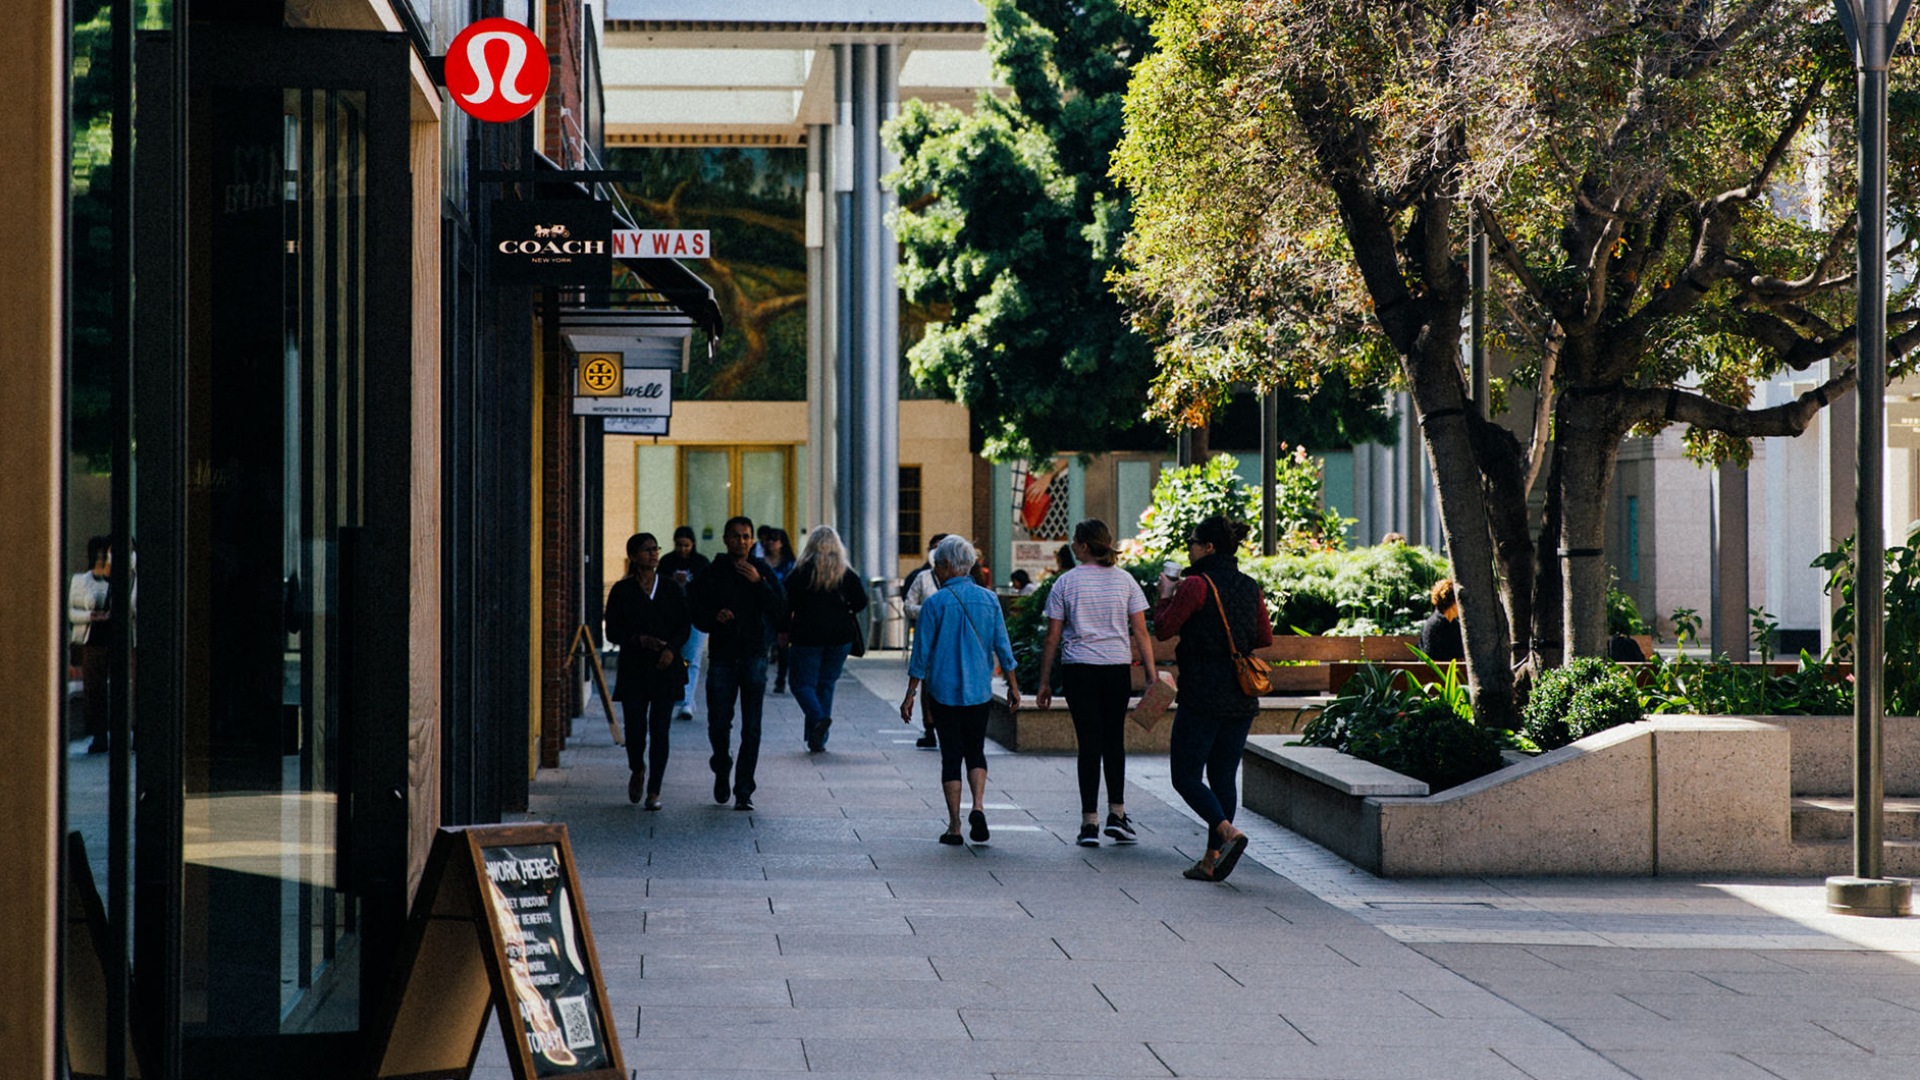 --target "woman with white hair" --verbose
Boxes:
[782,525,868,752]
[901,535,1022,845]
